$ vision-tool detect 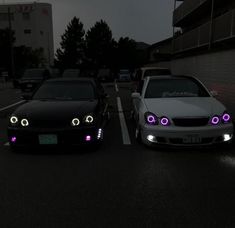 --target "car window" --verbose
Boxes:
[33,81,97,100]
[22,69,45,79]
[145,78,210,98]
